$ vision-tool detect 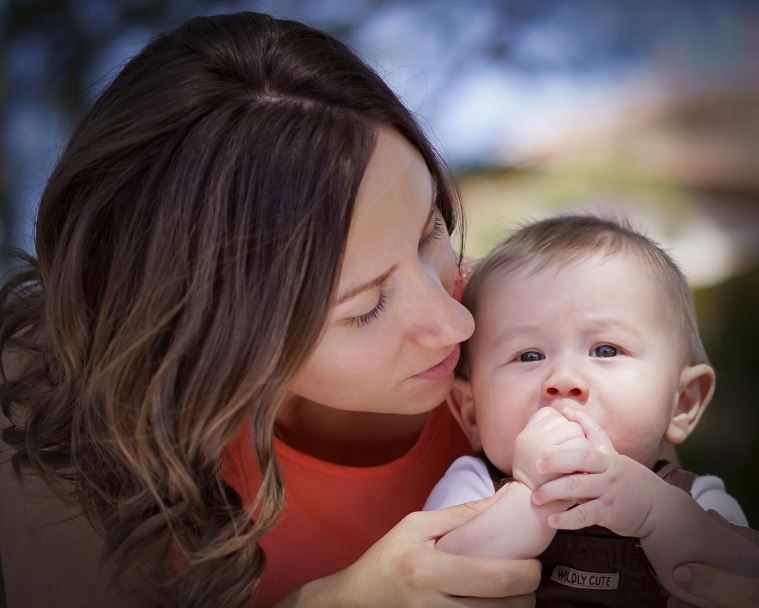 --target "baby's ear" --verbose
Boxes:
[665,364,715,445]
[447,377,481,452]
